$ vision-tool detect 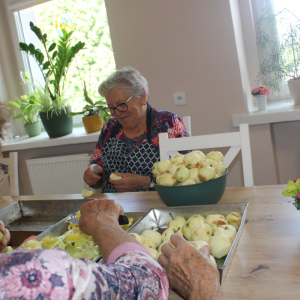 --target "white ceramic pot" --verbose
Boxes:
[255,94,267,111]
[288,78,300,105]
